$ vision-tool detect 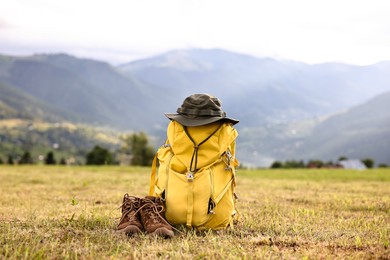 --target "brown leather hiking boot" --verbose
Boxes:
[139,196,174,238]
[117,194,143,235]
